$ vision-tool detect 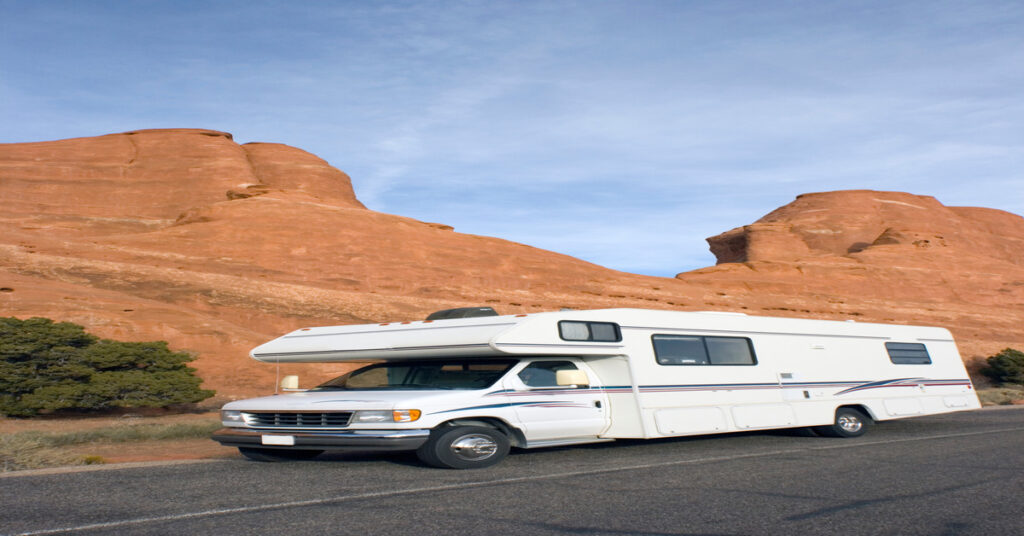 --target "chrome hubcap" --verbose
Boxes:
[838,415,862,433]
[449,434,498,461]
